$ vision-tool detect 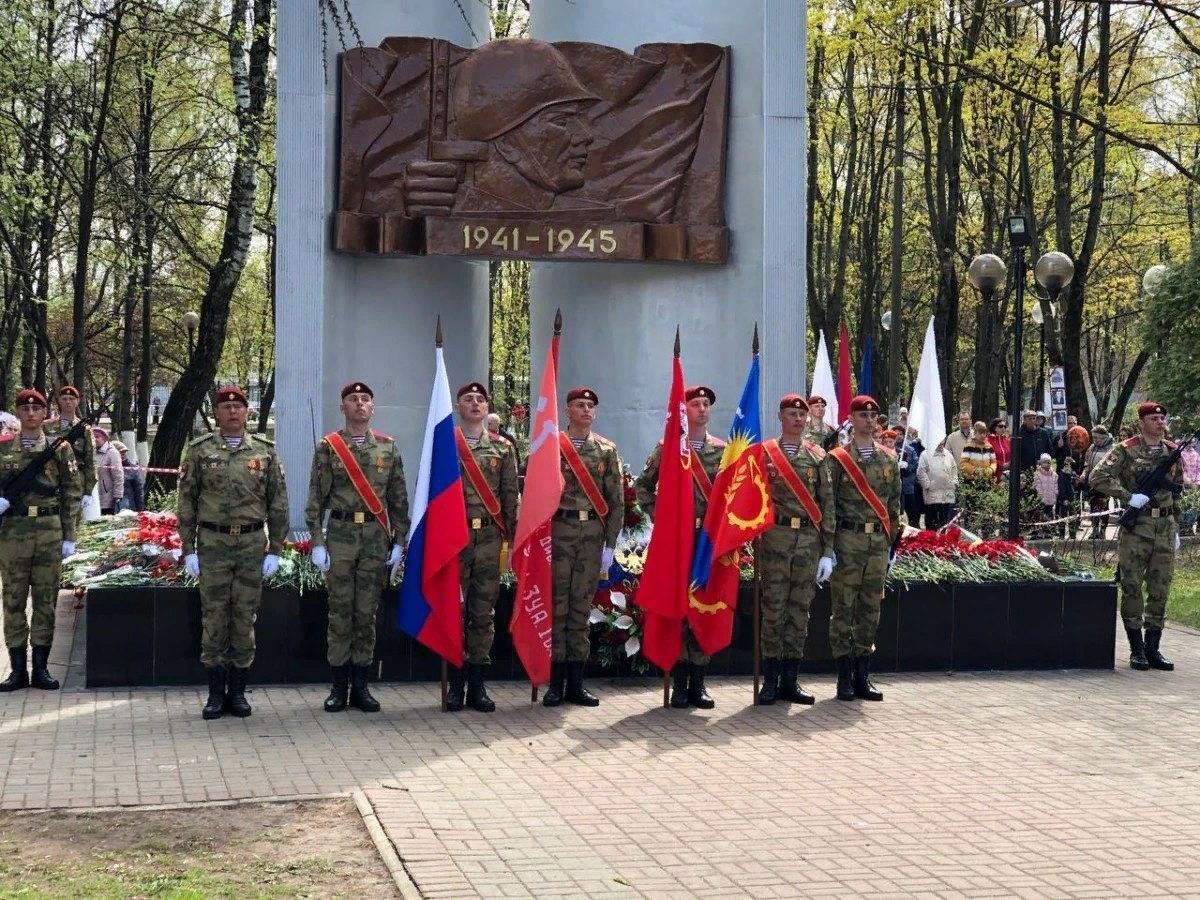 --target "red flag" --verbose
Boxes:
[837,319,853,418]
[637,352,695,672]
[509,332,564,686]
